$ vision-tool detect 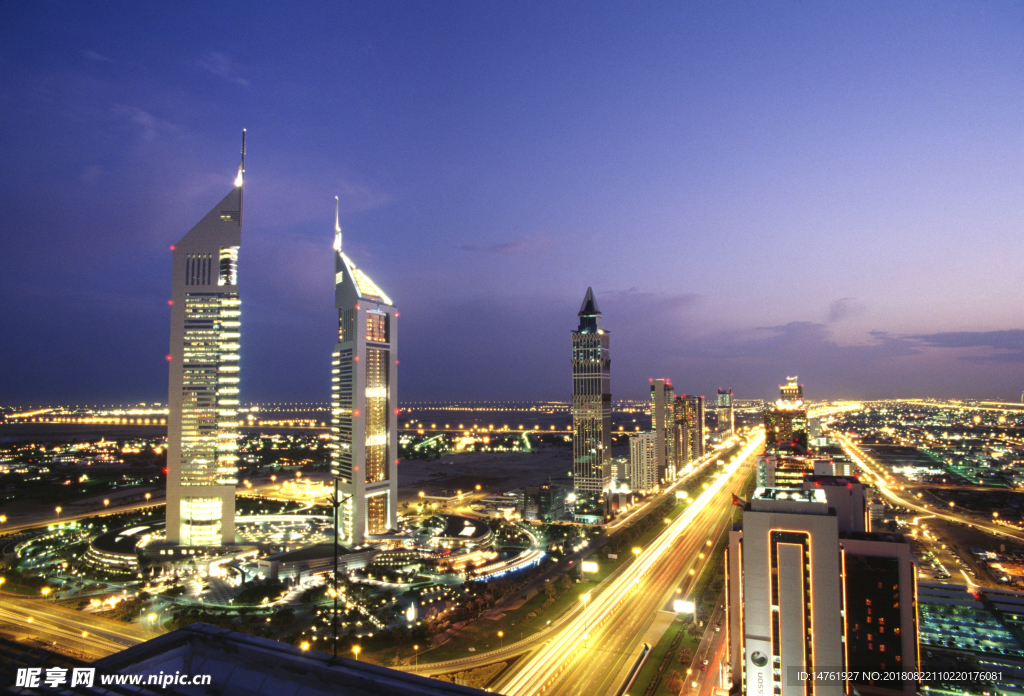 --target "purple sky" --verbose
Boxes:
[2,1,1024,405]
